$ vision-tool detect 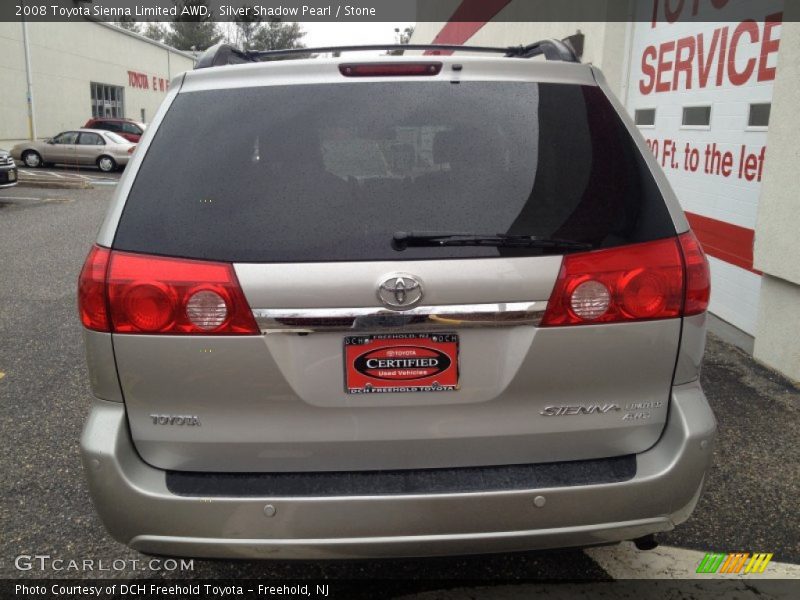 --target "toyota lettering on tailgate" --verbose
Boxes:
[344,334,459,394]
